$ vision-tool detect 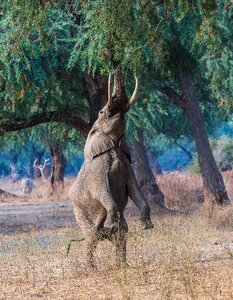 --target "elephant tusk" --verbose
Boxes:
[107,73,113,106]
[127,76,139,109]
